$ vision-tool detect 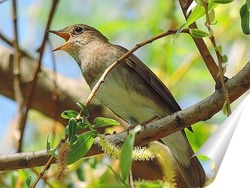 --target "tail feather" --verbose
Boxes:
[161,130,206,187]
